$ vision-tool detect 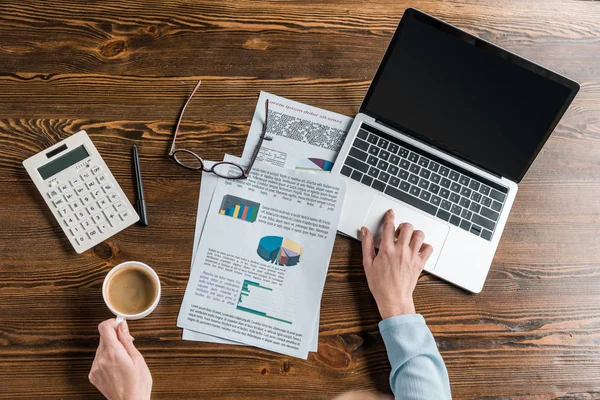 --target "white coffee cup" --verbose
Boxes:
[102,261,161,326]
